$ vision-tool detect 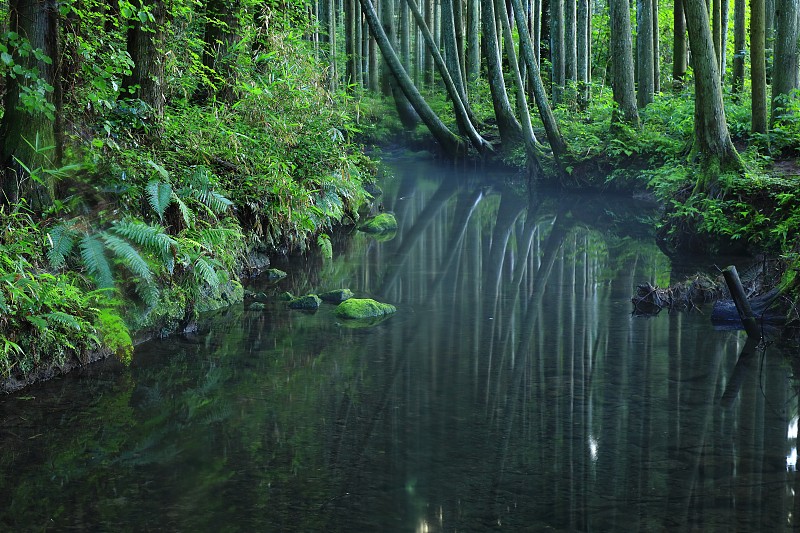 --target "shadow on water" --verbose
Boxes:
[0,156,798,531]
